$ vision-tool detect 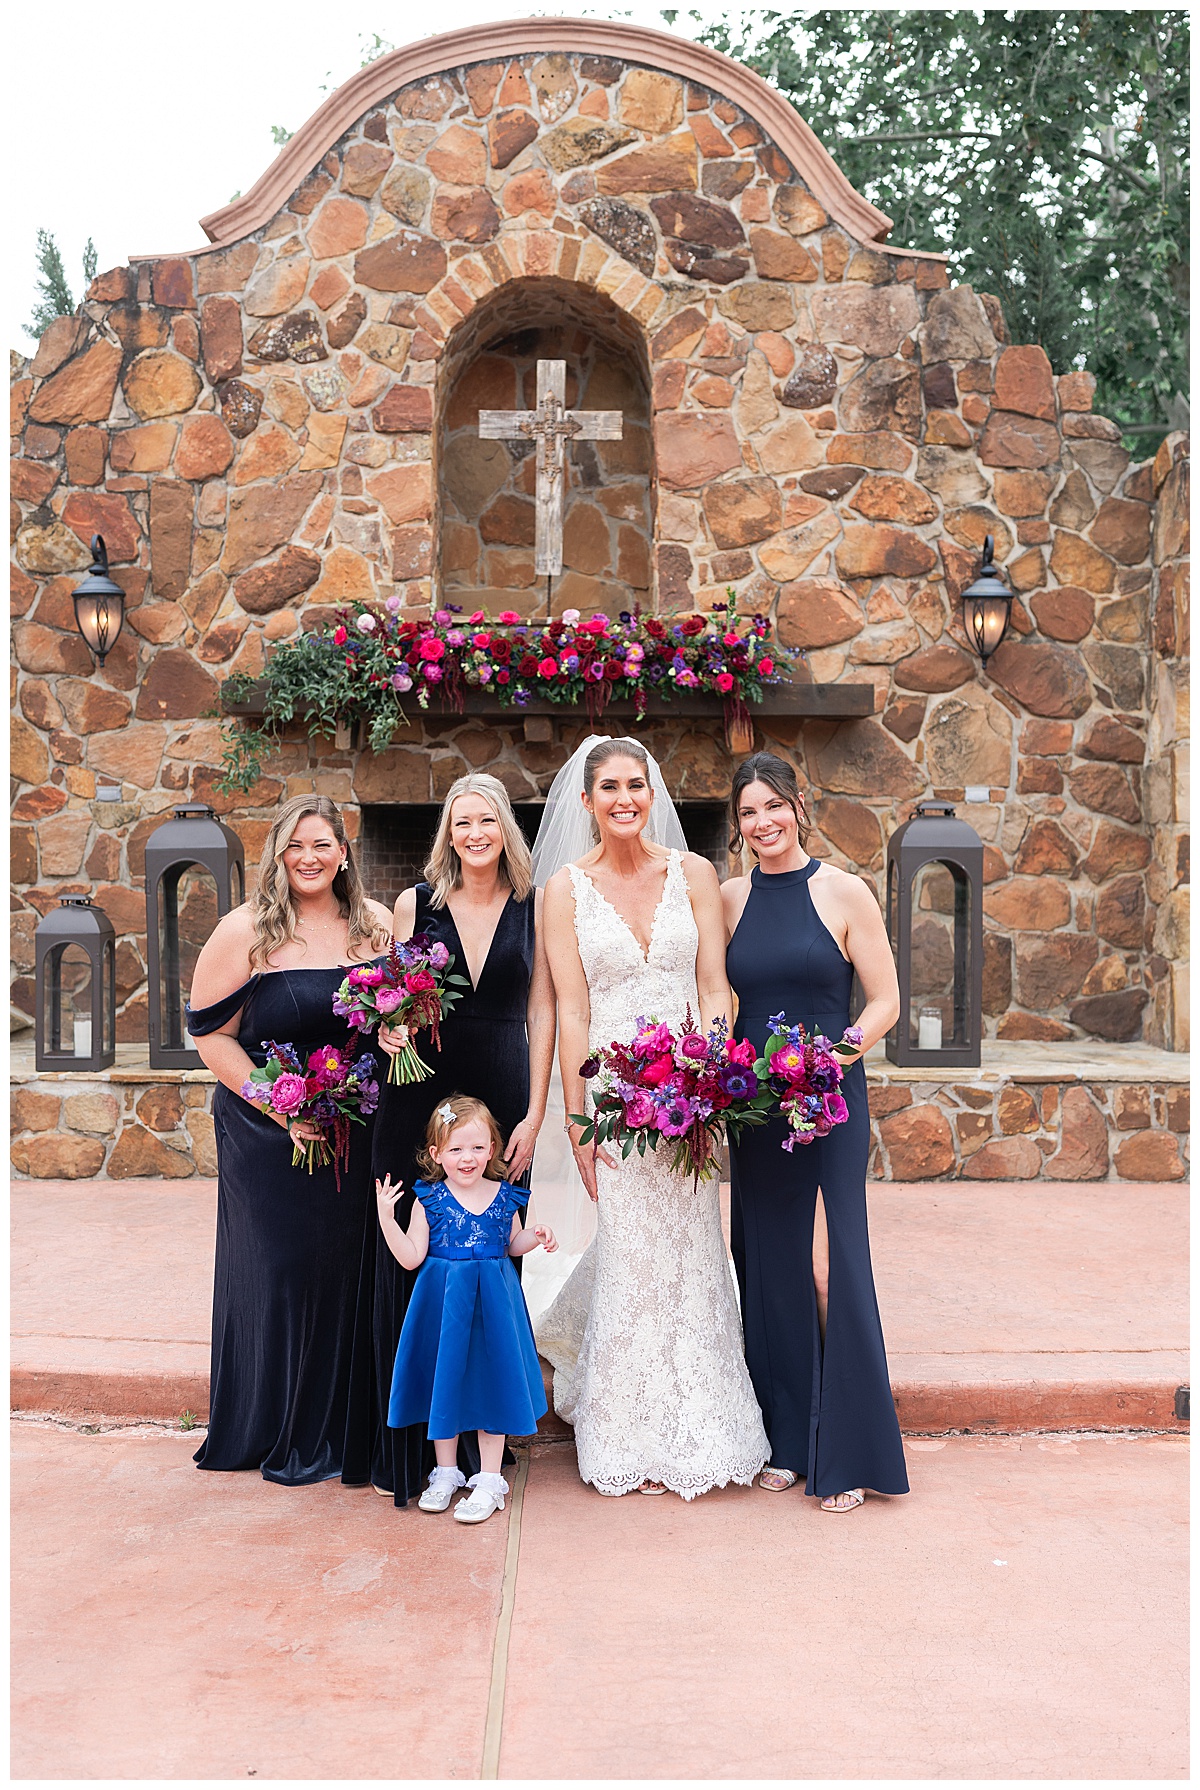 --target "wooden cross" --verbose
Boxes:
[478,360,623,578]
